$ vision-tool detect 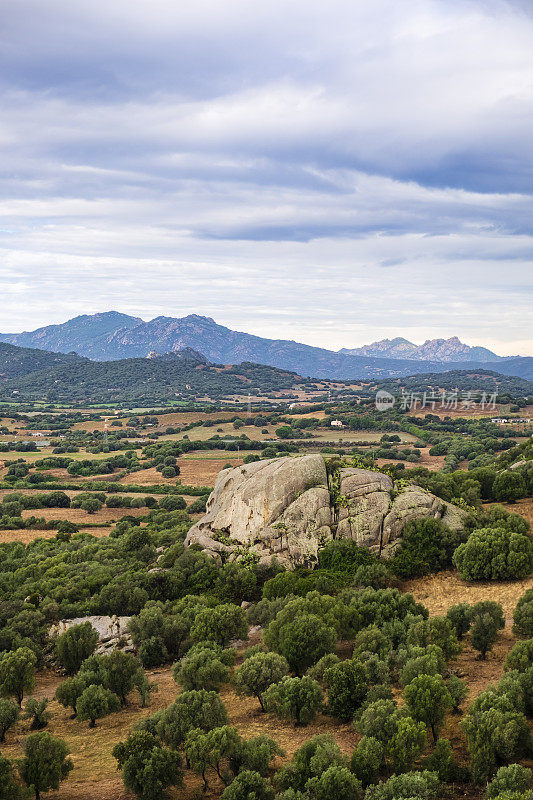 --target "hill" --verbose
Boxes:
[0,342,86,379]
[0,348,311,403]
[1,312,531,380]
